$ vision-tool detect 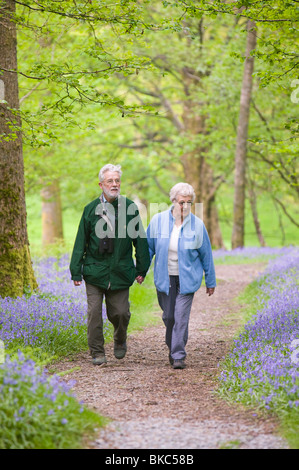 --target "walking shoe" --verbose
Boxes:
[92,355,107,366]
[169,354,174,366]
[114,342,127,360]
[173,359,186,369]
